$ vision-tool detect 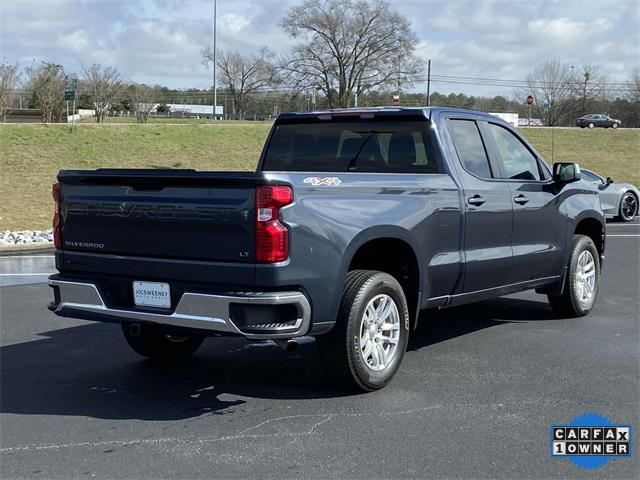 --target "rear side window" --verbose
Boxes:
[486,123,541,181]
[262,120,440,173]
[448,119,492,178]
